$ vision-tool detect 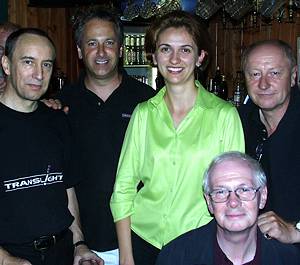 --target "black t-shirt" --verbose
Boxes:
[0,103,74,244]
[238,87,300,223]
[58,70,156,251]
